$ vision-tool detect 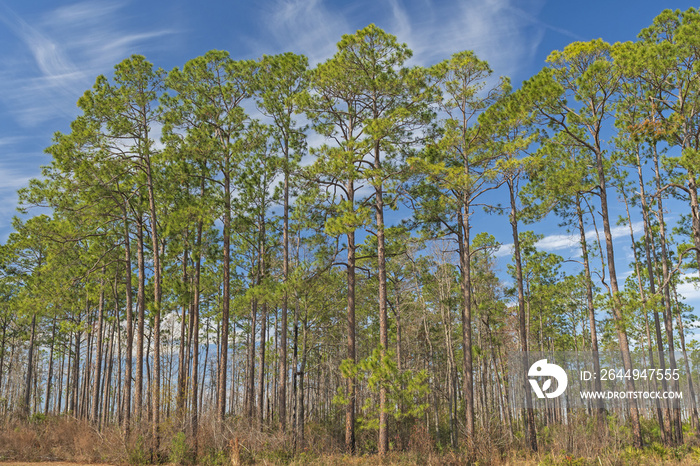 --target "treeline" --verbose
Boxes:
[2,7,700,462]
